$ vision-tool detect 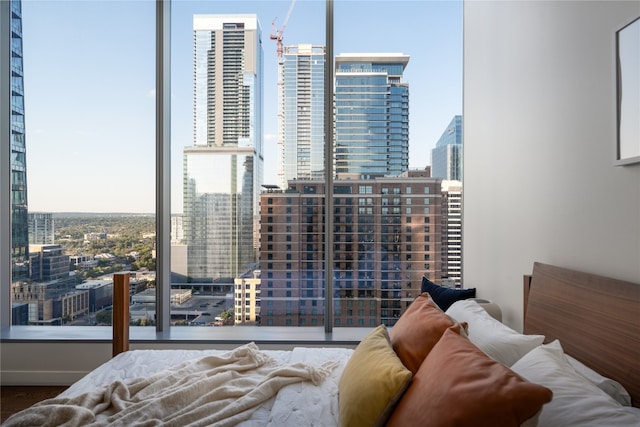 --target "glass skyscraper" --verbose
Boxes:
[9,0,29,283]
[334,53,409,180]
[183,14,263,282]
[431,115,463,181]
[278,44,325,189]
